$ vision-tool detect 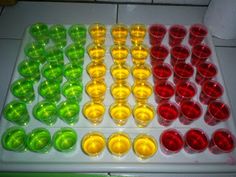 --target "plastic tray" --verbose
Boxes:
[0,25,236,173]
